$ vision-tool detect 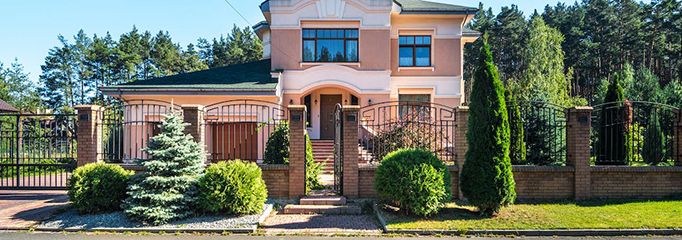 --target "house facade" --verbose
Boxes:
[101,0,478,162]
